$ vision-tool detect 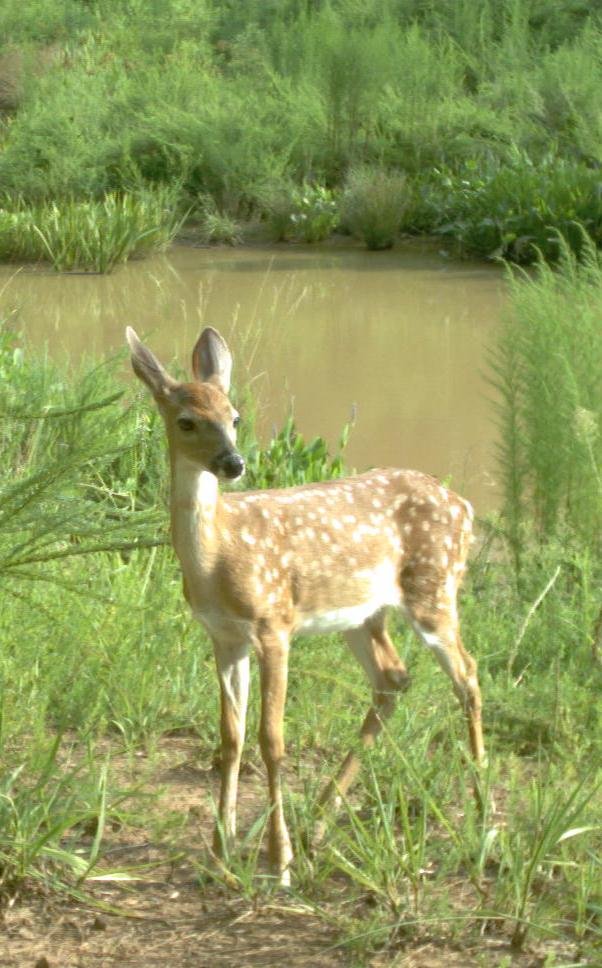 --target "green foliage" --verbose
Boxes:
[341,167,408,250]
[0,189,183,271]
[490,233,602,557]
[242,414,350,489]
[3,1,602,259]
[425,154,602,262]
[258,181,339,243]
[195,195,242,245]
